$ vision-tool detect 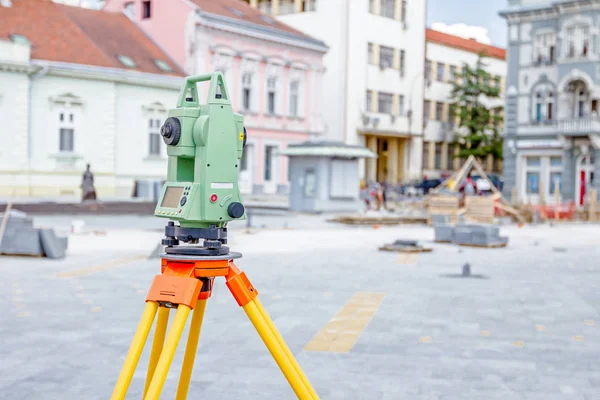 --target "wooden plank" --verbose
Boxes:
[458,242,508,249]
